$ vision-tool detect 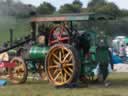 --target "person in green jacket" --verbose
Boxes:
[96,31,111,86]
